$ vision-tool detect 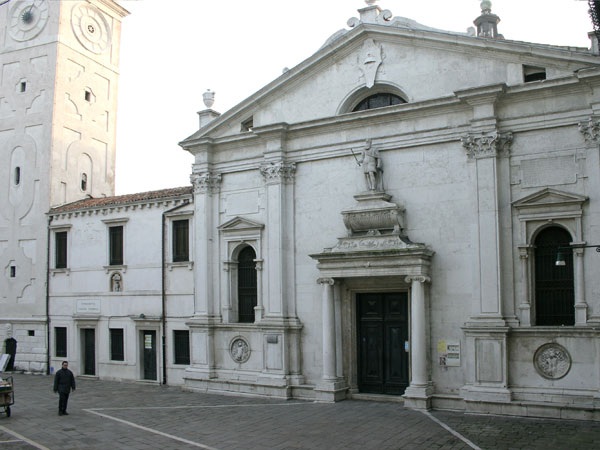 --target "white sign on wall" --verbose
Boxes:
[438,340,461,367]
[76,299,101,314]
